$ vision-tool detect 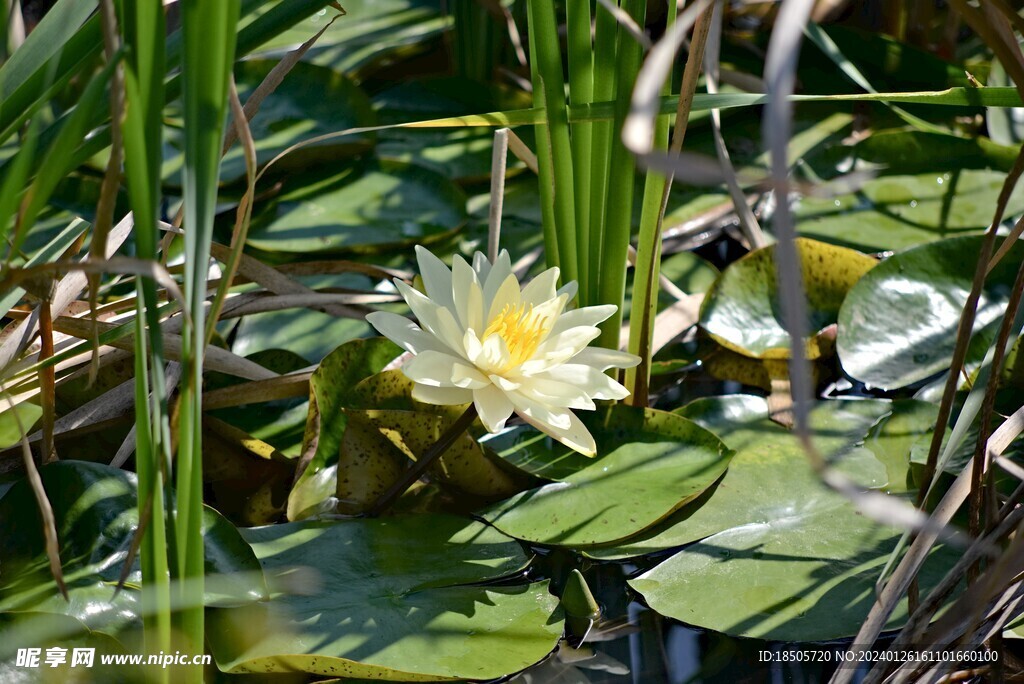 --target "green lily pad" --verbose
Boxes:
[863,400,939,495]
[227,272,381,364]
[629,503,958,641]
[229,308,371,365]
[699,238,876,358]
[481,405,733,547]
[232,59,375,185]
[374,77,534,183]
[250,1,445,79]
[287,337,401,520]
[163,60,374,186]
[207,515,563,680]
[245,159,467,256]
[621,400,956,641]
[794,170,1024,252]
[855,130,1020,174]
[837,235,1024,390]
[0,612,130,682]
[480,425,595,482]
[0,461,267,635]
[585,396,895,560]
